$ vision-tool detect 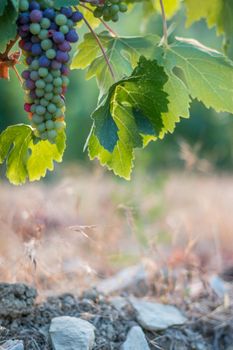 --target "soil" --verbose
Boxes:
[0,283,232,350]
